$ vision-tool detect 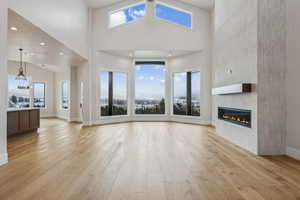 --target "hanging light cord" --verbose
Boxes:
[20,48,23,71]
